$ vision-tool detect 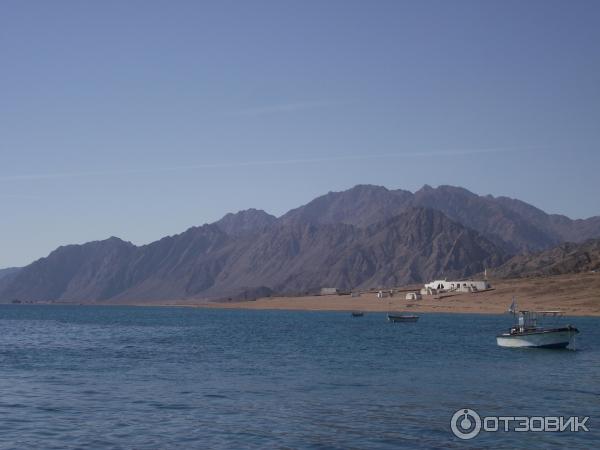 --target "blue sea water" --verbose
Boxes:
[0,305,598,449]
